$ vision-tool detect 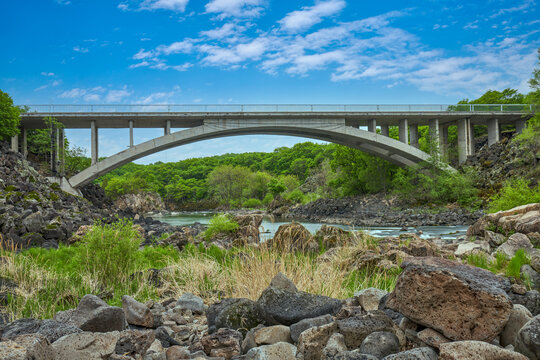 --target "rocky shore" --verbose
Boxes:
[277,194,483,227]
[0,266,538,359]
